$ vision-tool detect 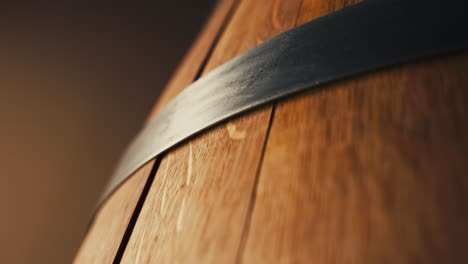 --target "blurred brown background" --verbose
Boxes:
[0,1,215,263]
